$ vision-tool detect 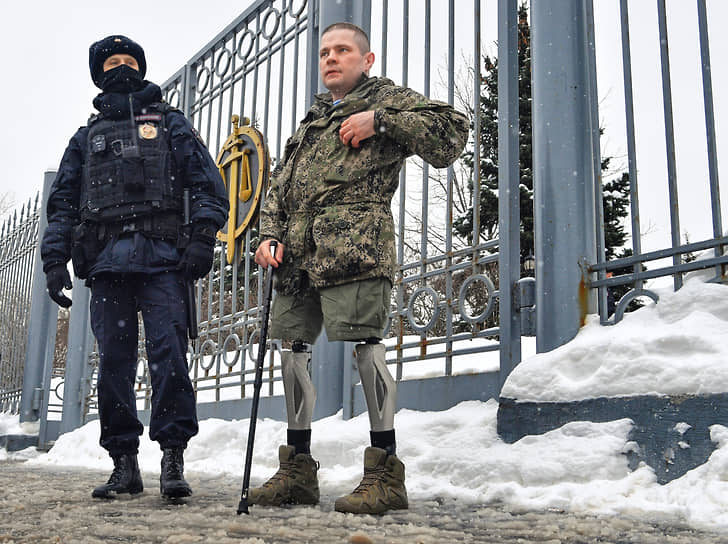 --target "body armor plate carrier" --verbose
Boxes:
[80,102,183,240]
